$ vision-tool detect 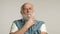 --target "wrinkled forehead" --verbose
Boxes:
[21,3,34,9]
[24,3,33,7]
